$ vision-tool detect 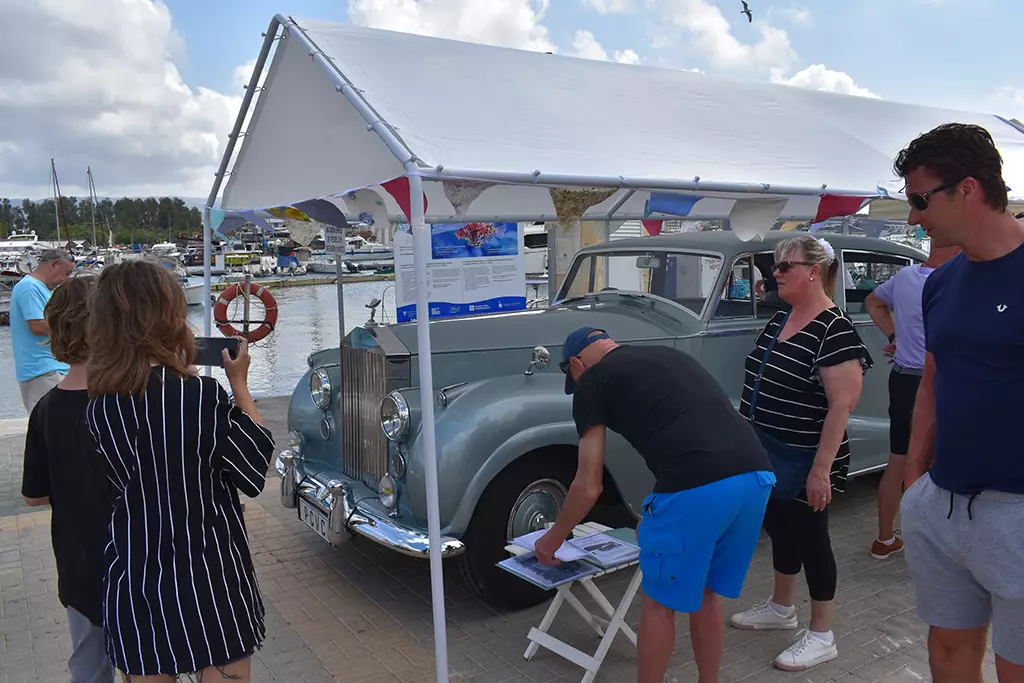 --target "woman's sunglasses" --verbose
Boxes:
[772,260,814,274]
[906,179,961,212]
[558,358,573,374]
